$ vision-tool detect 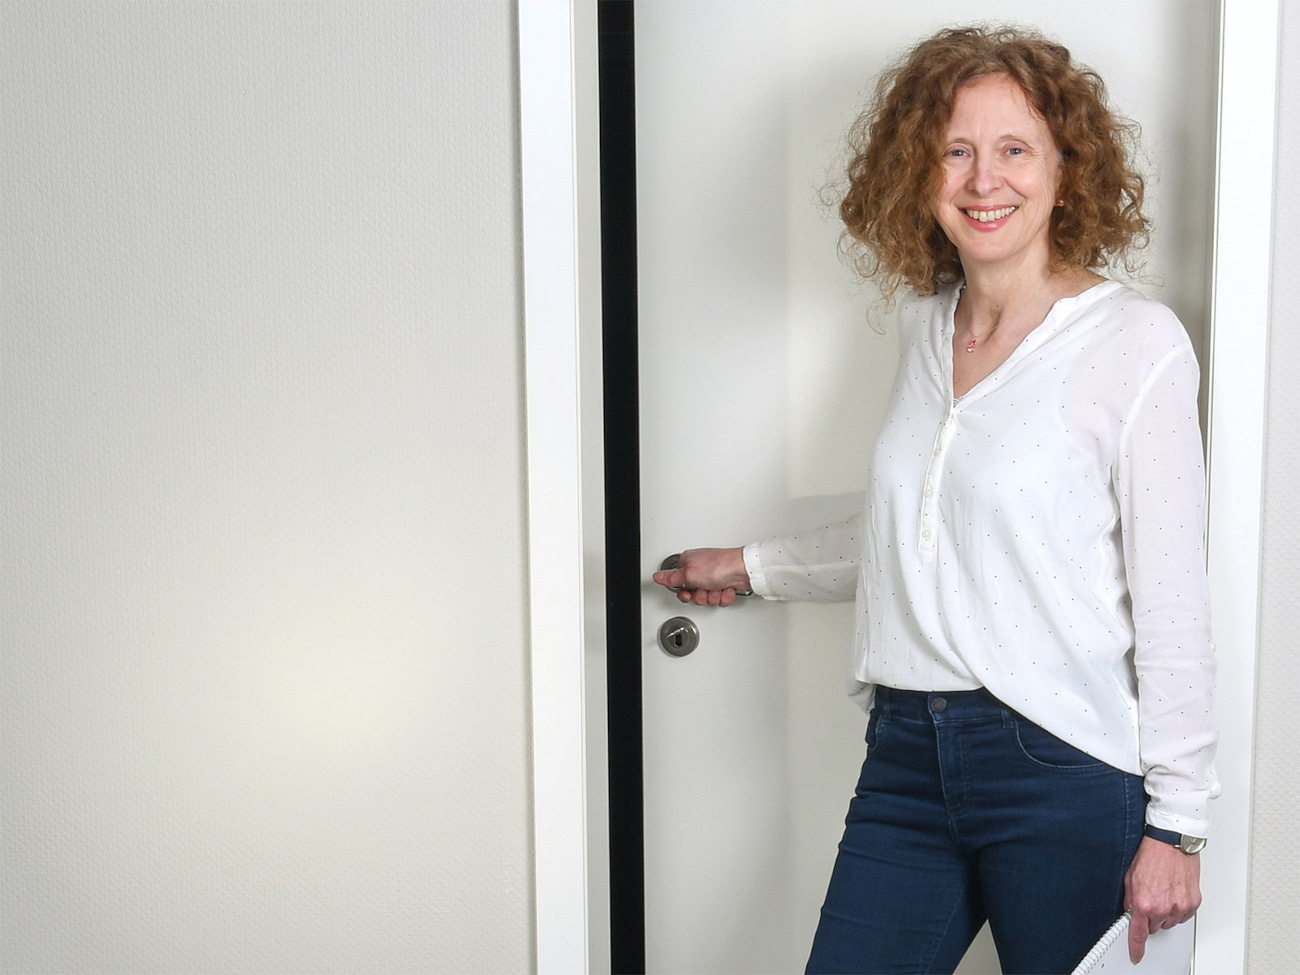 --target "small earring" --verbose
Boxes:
[1055,199,1065,207]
